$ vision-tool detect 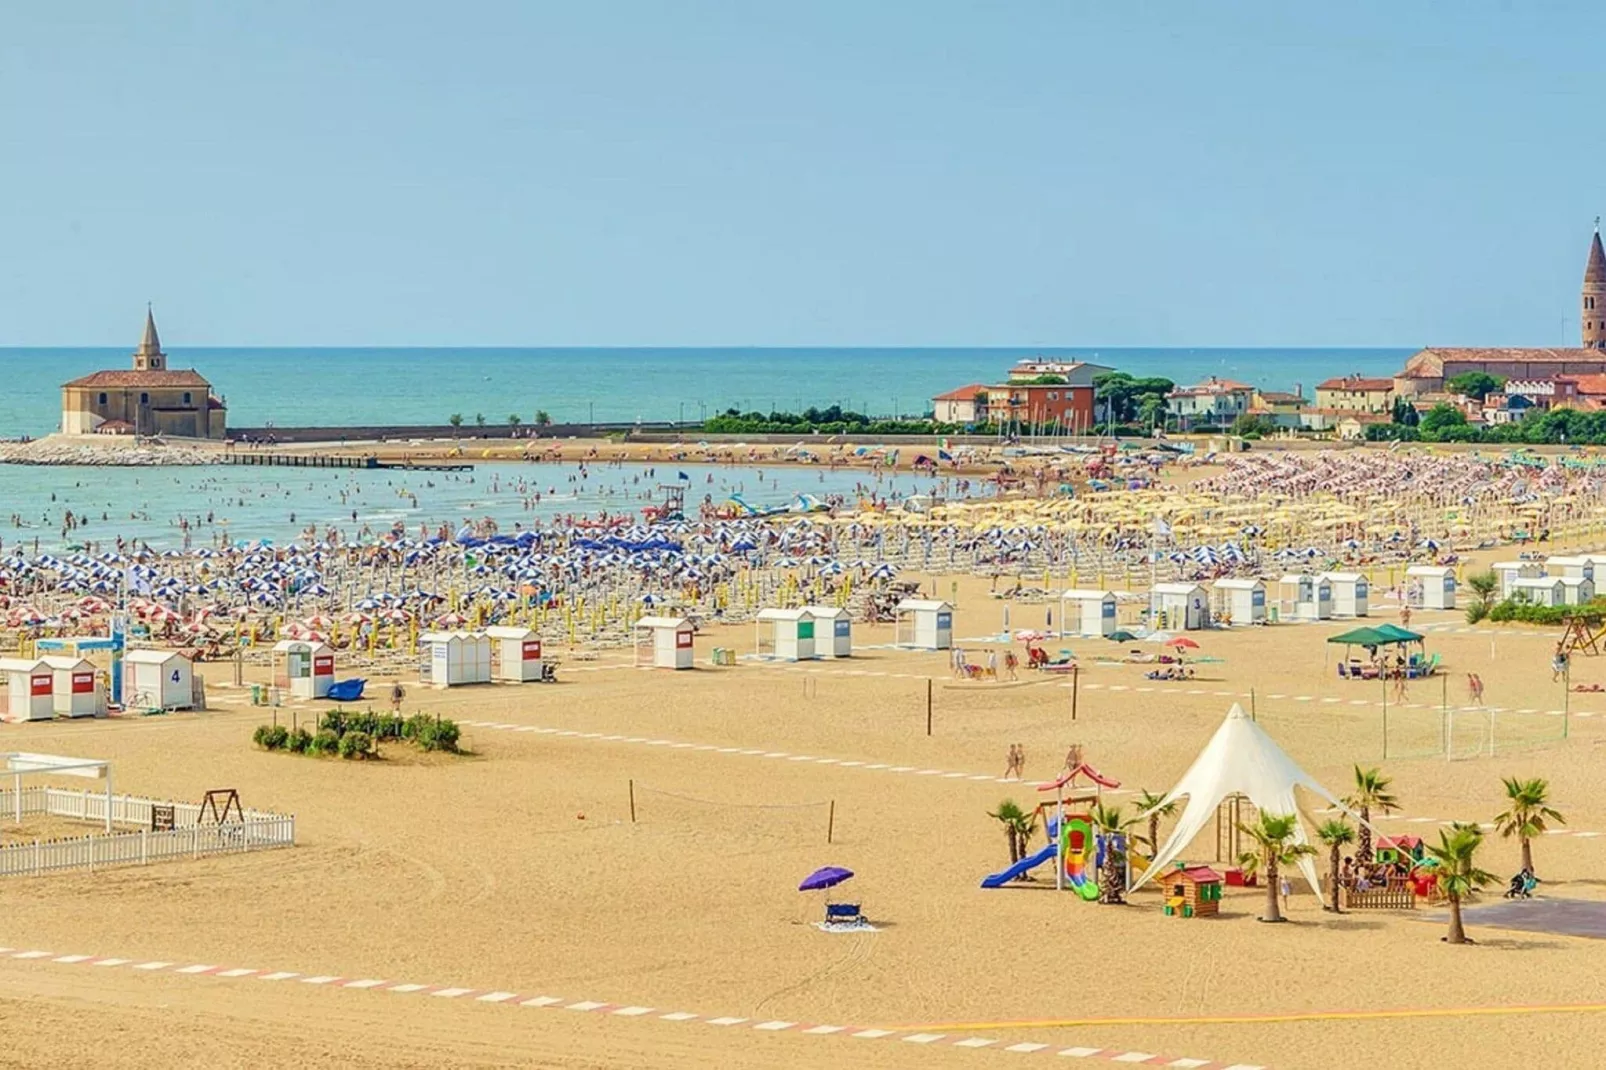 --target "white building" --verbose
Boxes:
[1059,589,1118,638]
[1321,572,1370,618]
[1405,565,1457,610]
[1213,578,1266,626]
[1150,582,1209,631]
